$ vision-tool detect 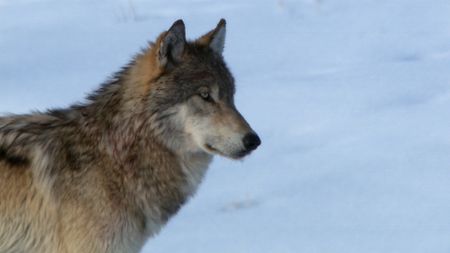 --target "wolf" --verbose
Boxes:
[0,19,260,253]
